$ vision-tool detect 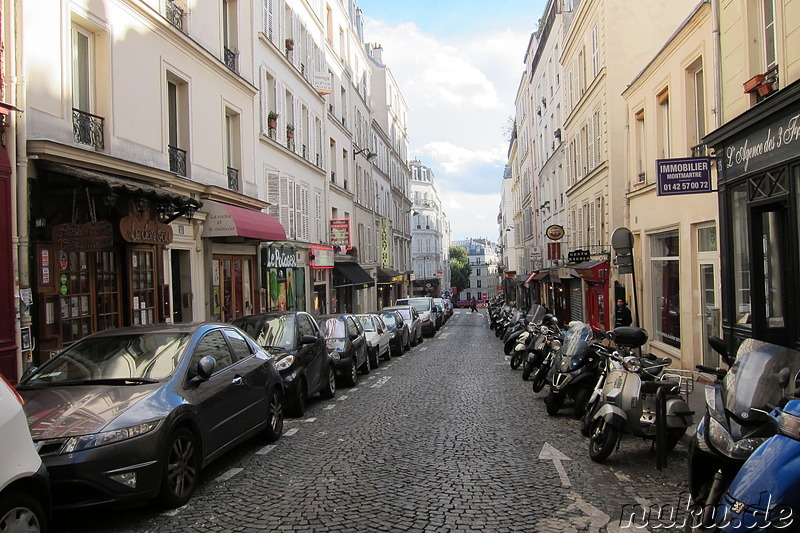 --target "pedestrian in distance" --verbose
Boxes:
[615,298,632,327]
[470,298,477,313]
